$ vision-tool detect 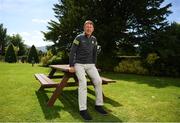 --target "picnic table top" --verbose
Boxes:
[49,64,70,72]
[49,64,101,73]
